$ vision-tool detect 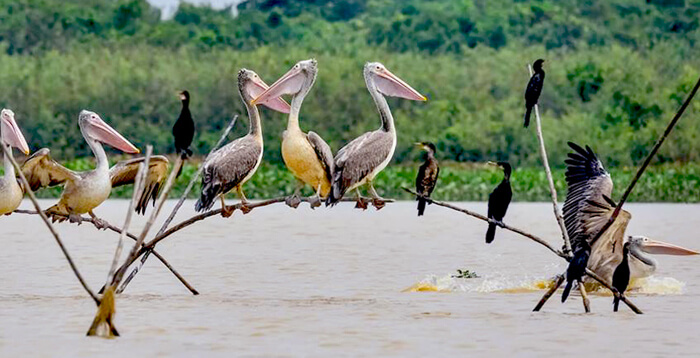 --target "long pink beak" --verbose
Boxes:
[247,76,291,114]
[90,115,140,154]
[642,239,699,256]
[376,67,427,101]
[252,65,305,106]
[1,109,30,155]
